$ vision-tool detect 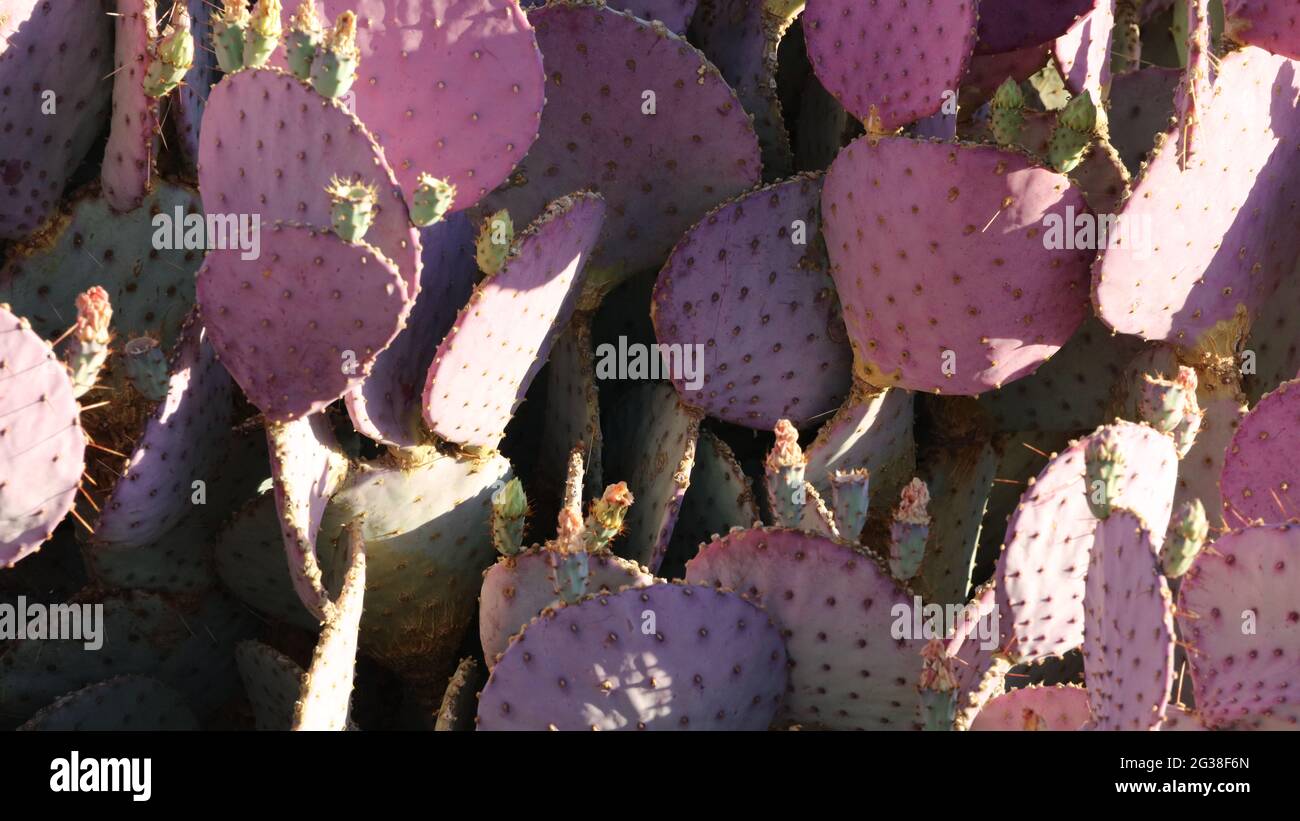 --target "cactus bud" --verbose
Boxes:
[476,209,514,275]
[122,337,169,401]
[310,11,360,99]
[1084,428,1125,519]
[1162,498,1209,578]
[764,418,806,527]
[1139,367,1202,457]
[211,0,250,74]
[584,482,634,552]
[490,478,528,558]
[244,0,284,69]
[888,477,930,582]
[1048,91,1097,173]
[411,174,457,227]
[918,639,957,731]
[62,286,113,398]
[989,77,1025,148]
[548,507,589,603]
[829,468,870,542]
[286,0,326,81]
[325,175,378,243]
[143,3,195,98]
